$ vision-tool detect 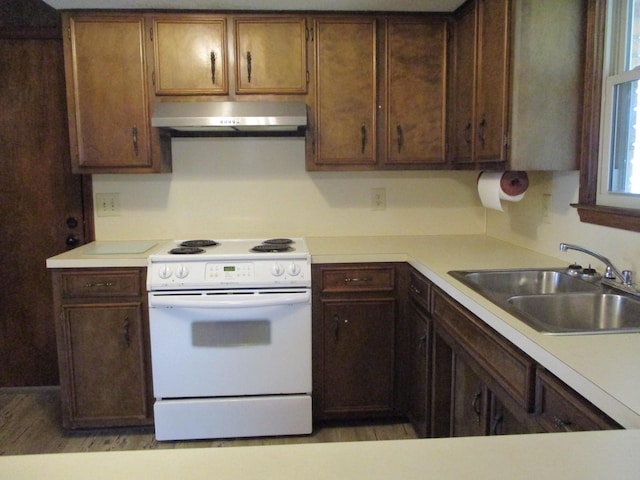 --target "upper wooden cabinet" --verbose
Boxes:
[234,17,308,94]
[450,0,510,168]
[63,13,170,174]
[310,17,377,169]
[449,0,584,170]
[384,18,448,168]
[308,16,448,171]
[152,16,228,95]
